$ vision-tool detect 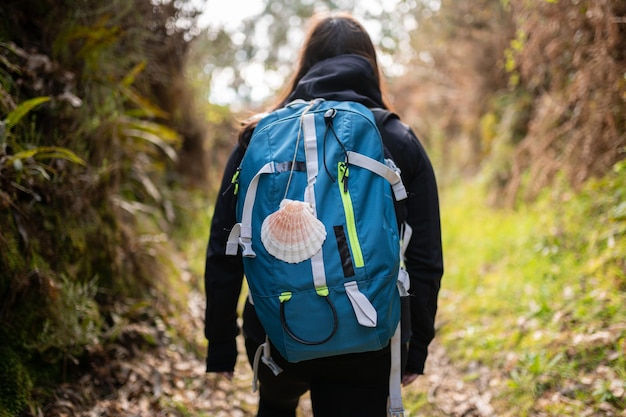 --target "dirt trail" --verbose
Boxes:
[406,340,497,417]
[45,290,495,417]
